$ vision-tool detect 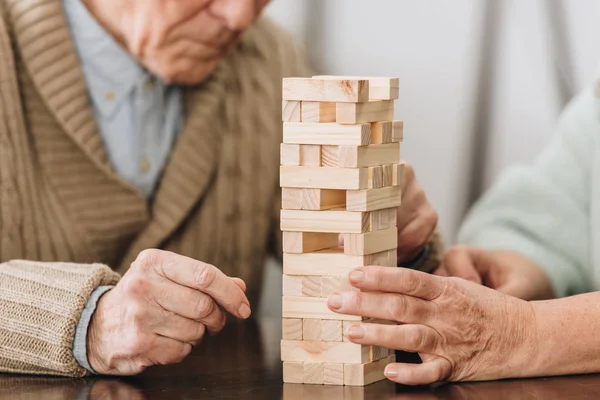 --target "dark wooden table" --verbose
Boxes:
[1,317,600,399]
